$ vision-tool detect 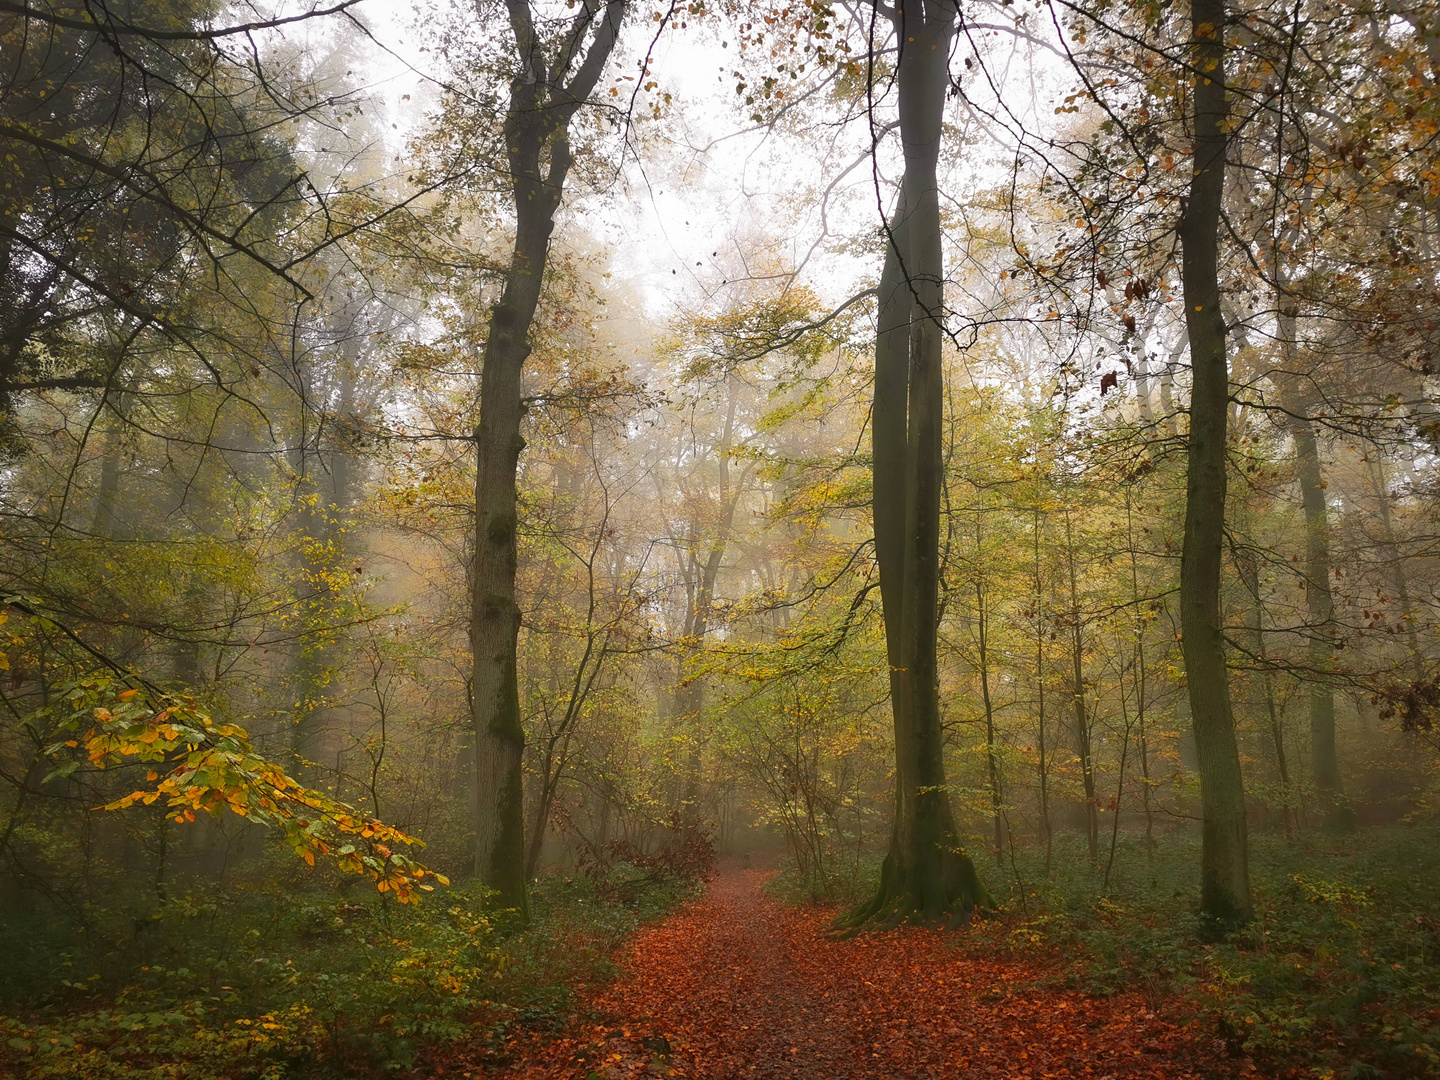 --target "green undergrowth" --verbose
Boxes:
[980,826,1440,1078]
[763,857,880,908]
[768,824,1440,1075]
[0,860,699,1079]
